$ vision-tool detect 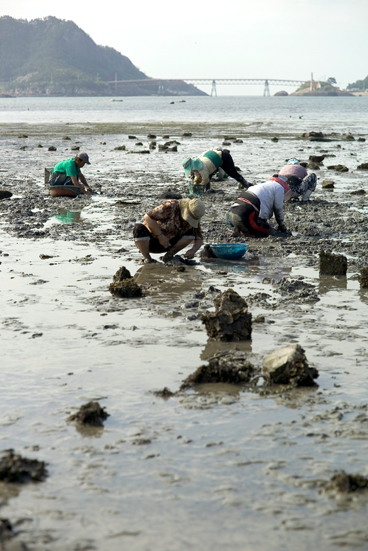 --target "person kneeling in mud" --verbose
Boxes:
[183,147,248,191]
[226,175,292,237]
[133,198,205,263]
[49,152,93,194]
[278,158,317,201]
